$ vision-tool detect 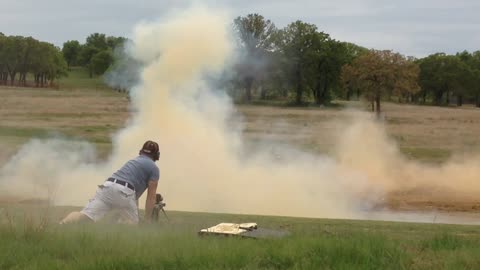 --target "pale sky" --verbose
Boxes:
[1,0,479,57]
